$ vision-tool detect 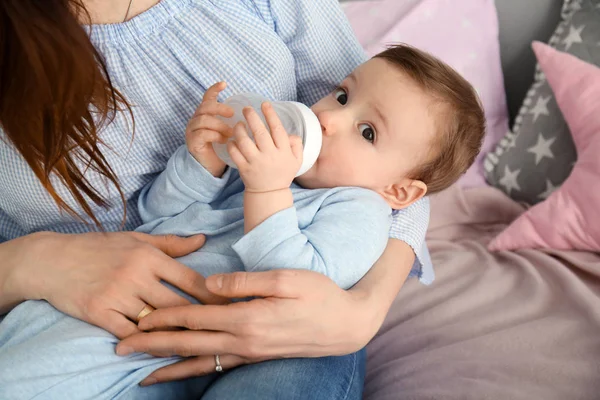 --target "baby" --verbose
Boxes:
[0,44,485,399]
[136,44,485,291]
